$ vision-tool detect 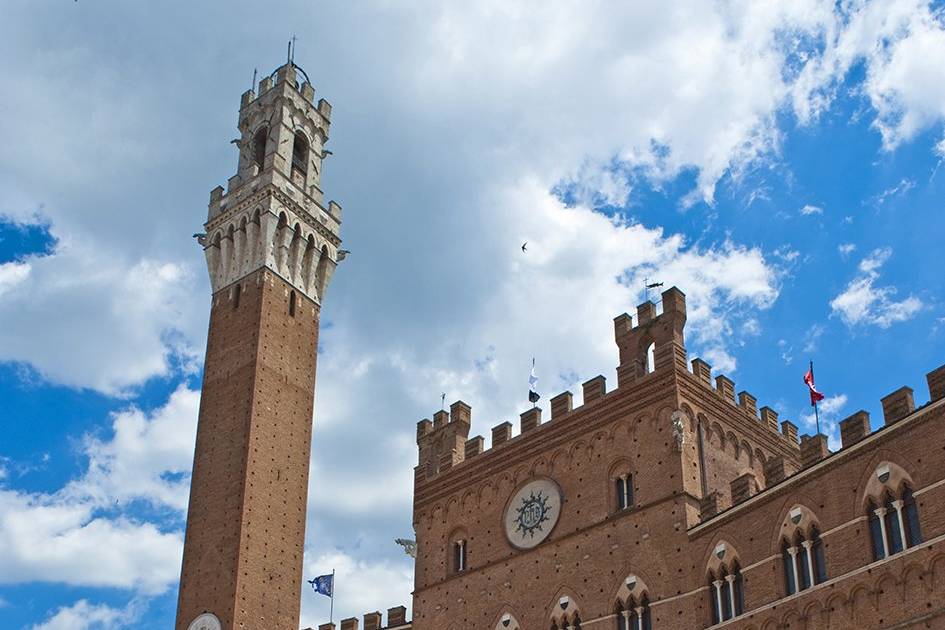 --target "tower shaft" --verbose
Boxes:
[177,269,319,629]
